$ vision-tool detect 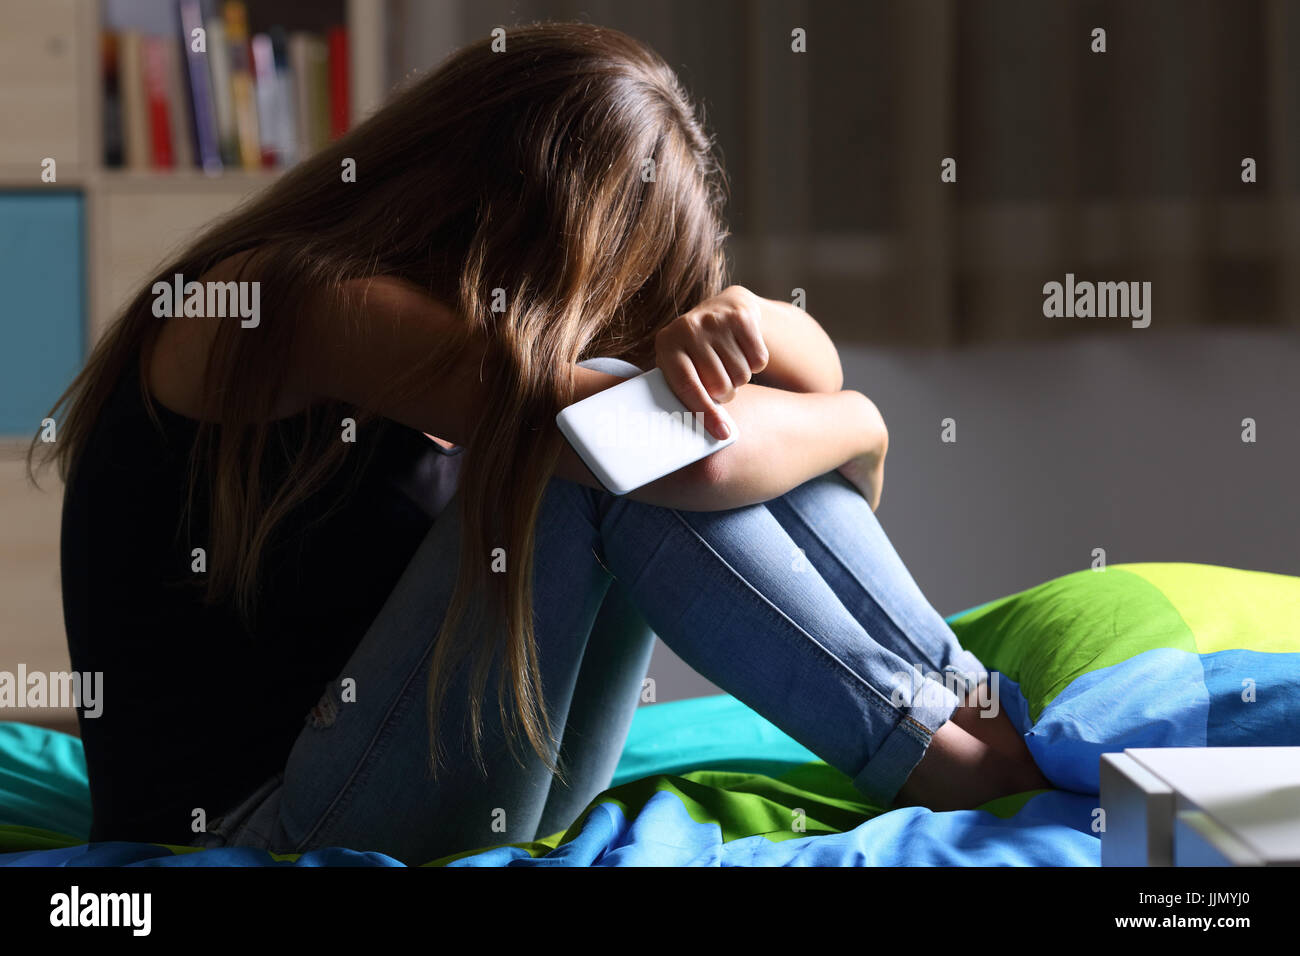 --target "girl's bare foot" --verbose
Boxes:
[950,691,1033,763]
[892,683,1051,812]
